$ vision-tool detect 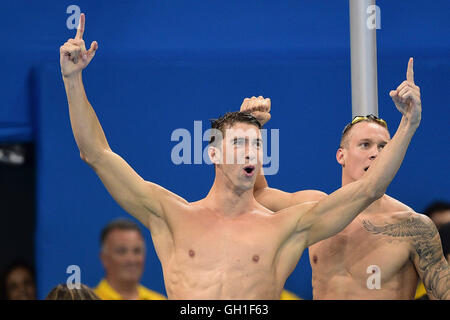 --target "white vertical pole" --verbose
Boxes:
[349,0,379,118]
